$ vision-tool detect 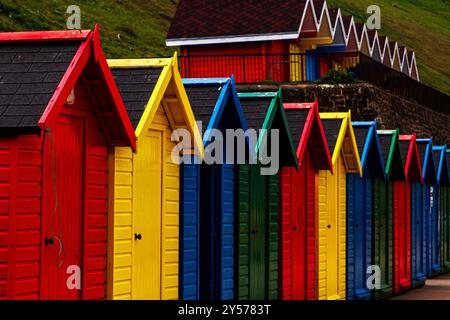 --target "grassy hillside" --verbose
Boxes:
[0,0,177,57]
[327,0,450,95]
[0,0,449,95]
